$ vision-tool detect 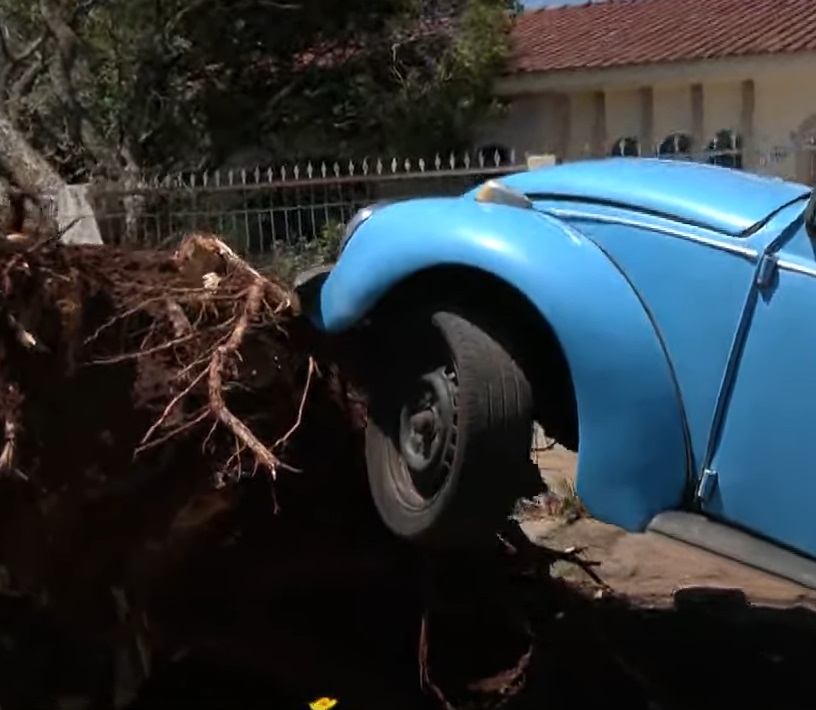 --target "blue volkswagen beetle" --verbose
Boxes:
[296,158,816,588]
